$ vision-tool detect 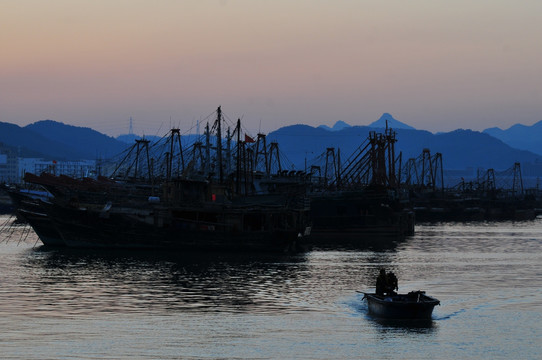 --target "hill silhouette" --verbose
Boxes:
[267,125,541,171]
[1,119,541,176]
[0,121,76,159]
[484,120,542,156]
[25,120,128,160]
[318,120,352,132]
[368,113,416,130]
